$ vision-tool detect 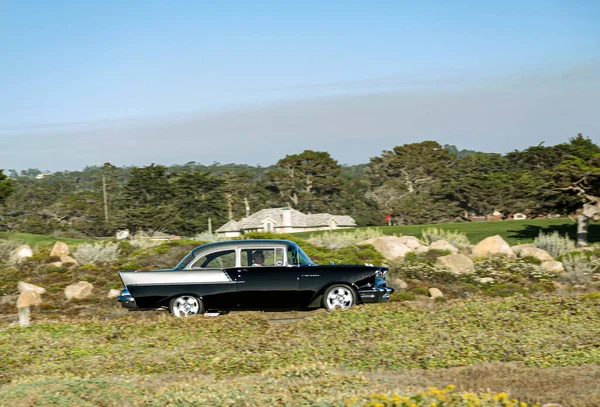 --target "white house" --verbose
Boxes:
[216,207,357,237]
